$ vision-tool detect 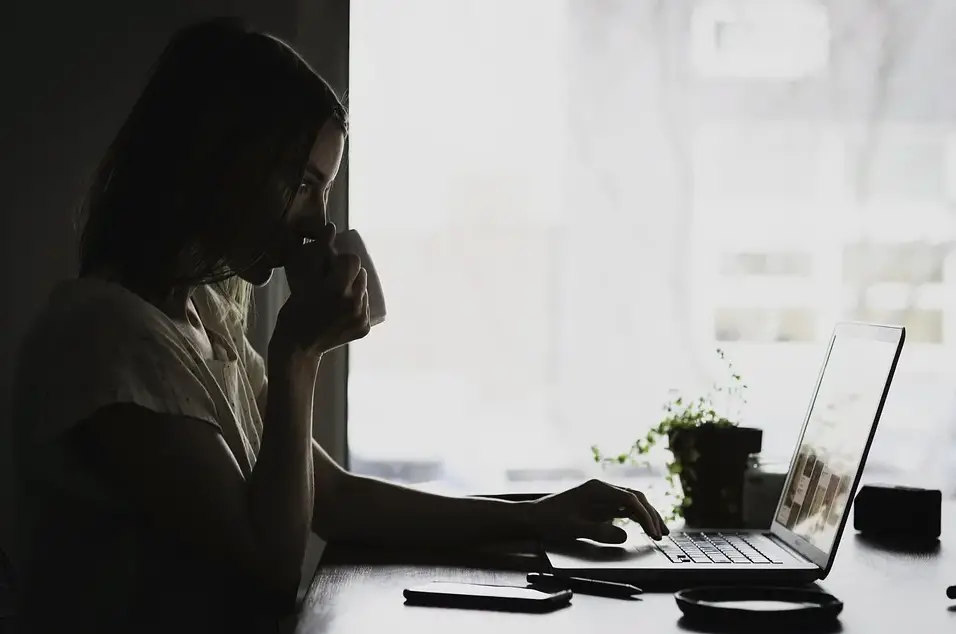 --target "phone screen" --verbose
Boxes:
[408,582,561,600]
